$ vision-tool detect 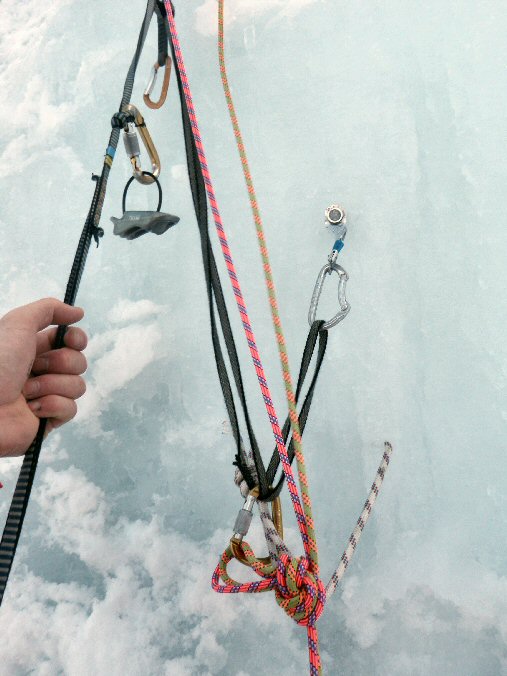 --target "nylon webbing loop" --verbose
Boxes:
[166,4,331,508]
[166,8,267,493]
[168,16,332,504]
[0,0,161,607]
[164,2,314,555]
[155,1,169,66]
[266,321,328,498]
